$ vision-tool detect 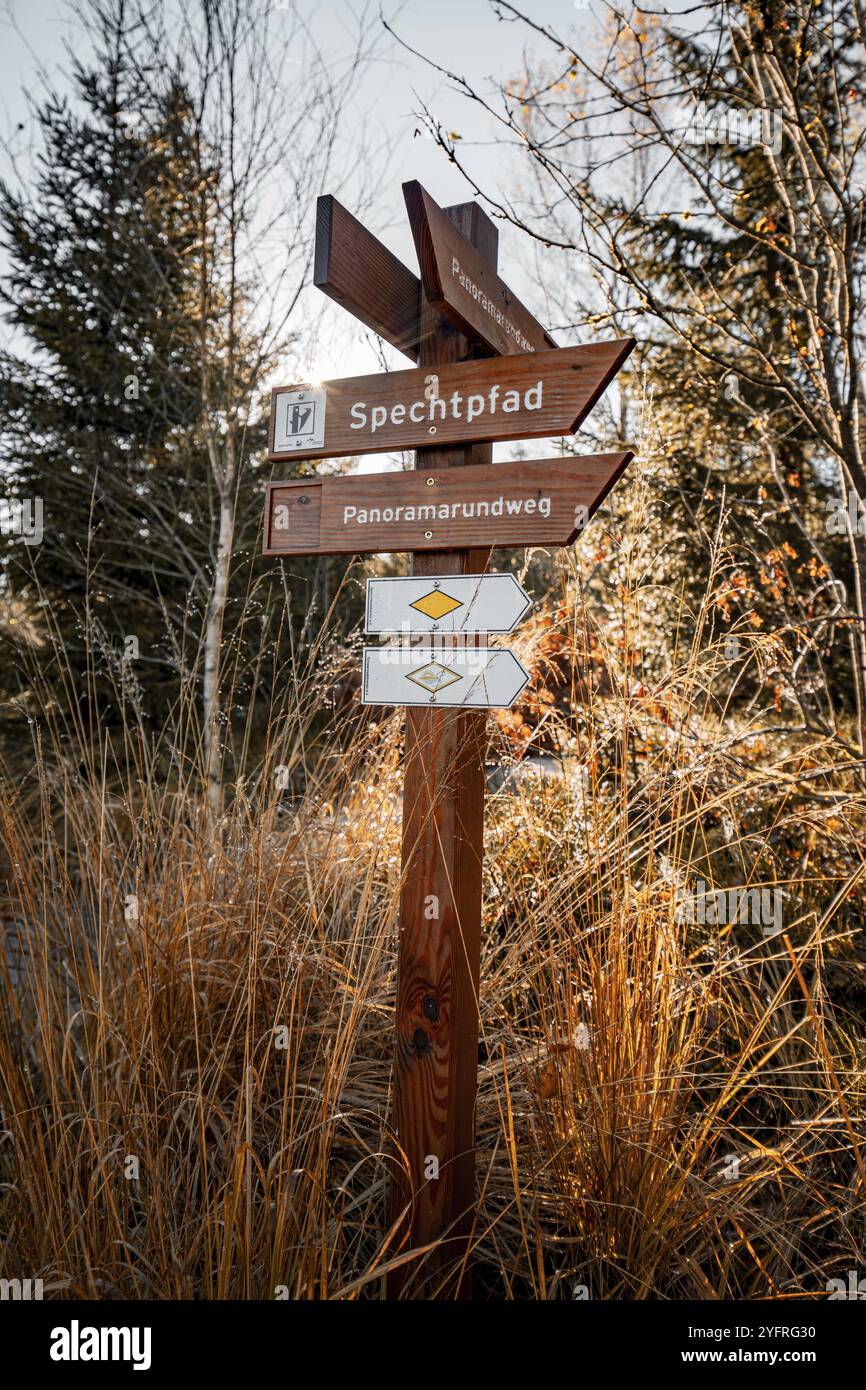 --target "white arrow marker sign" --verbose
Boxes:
[361,646,530,708]
[365,573,532,635]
